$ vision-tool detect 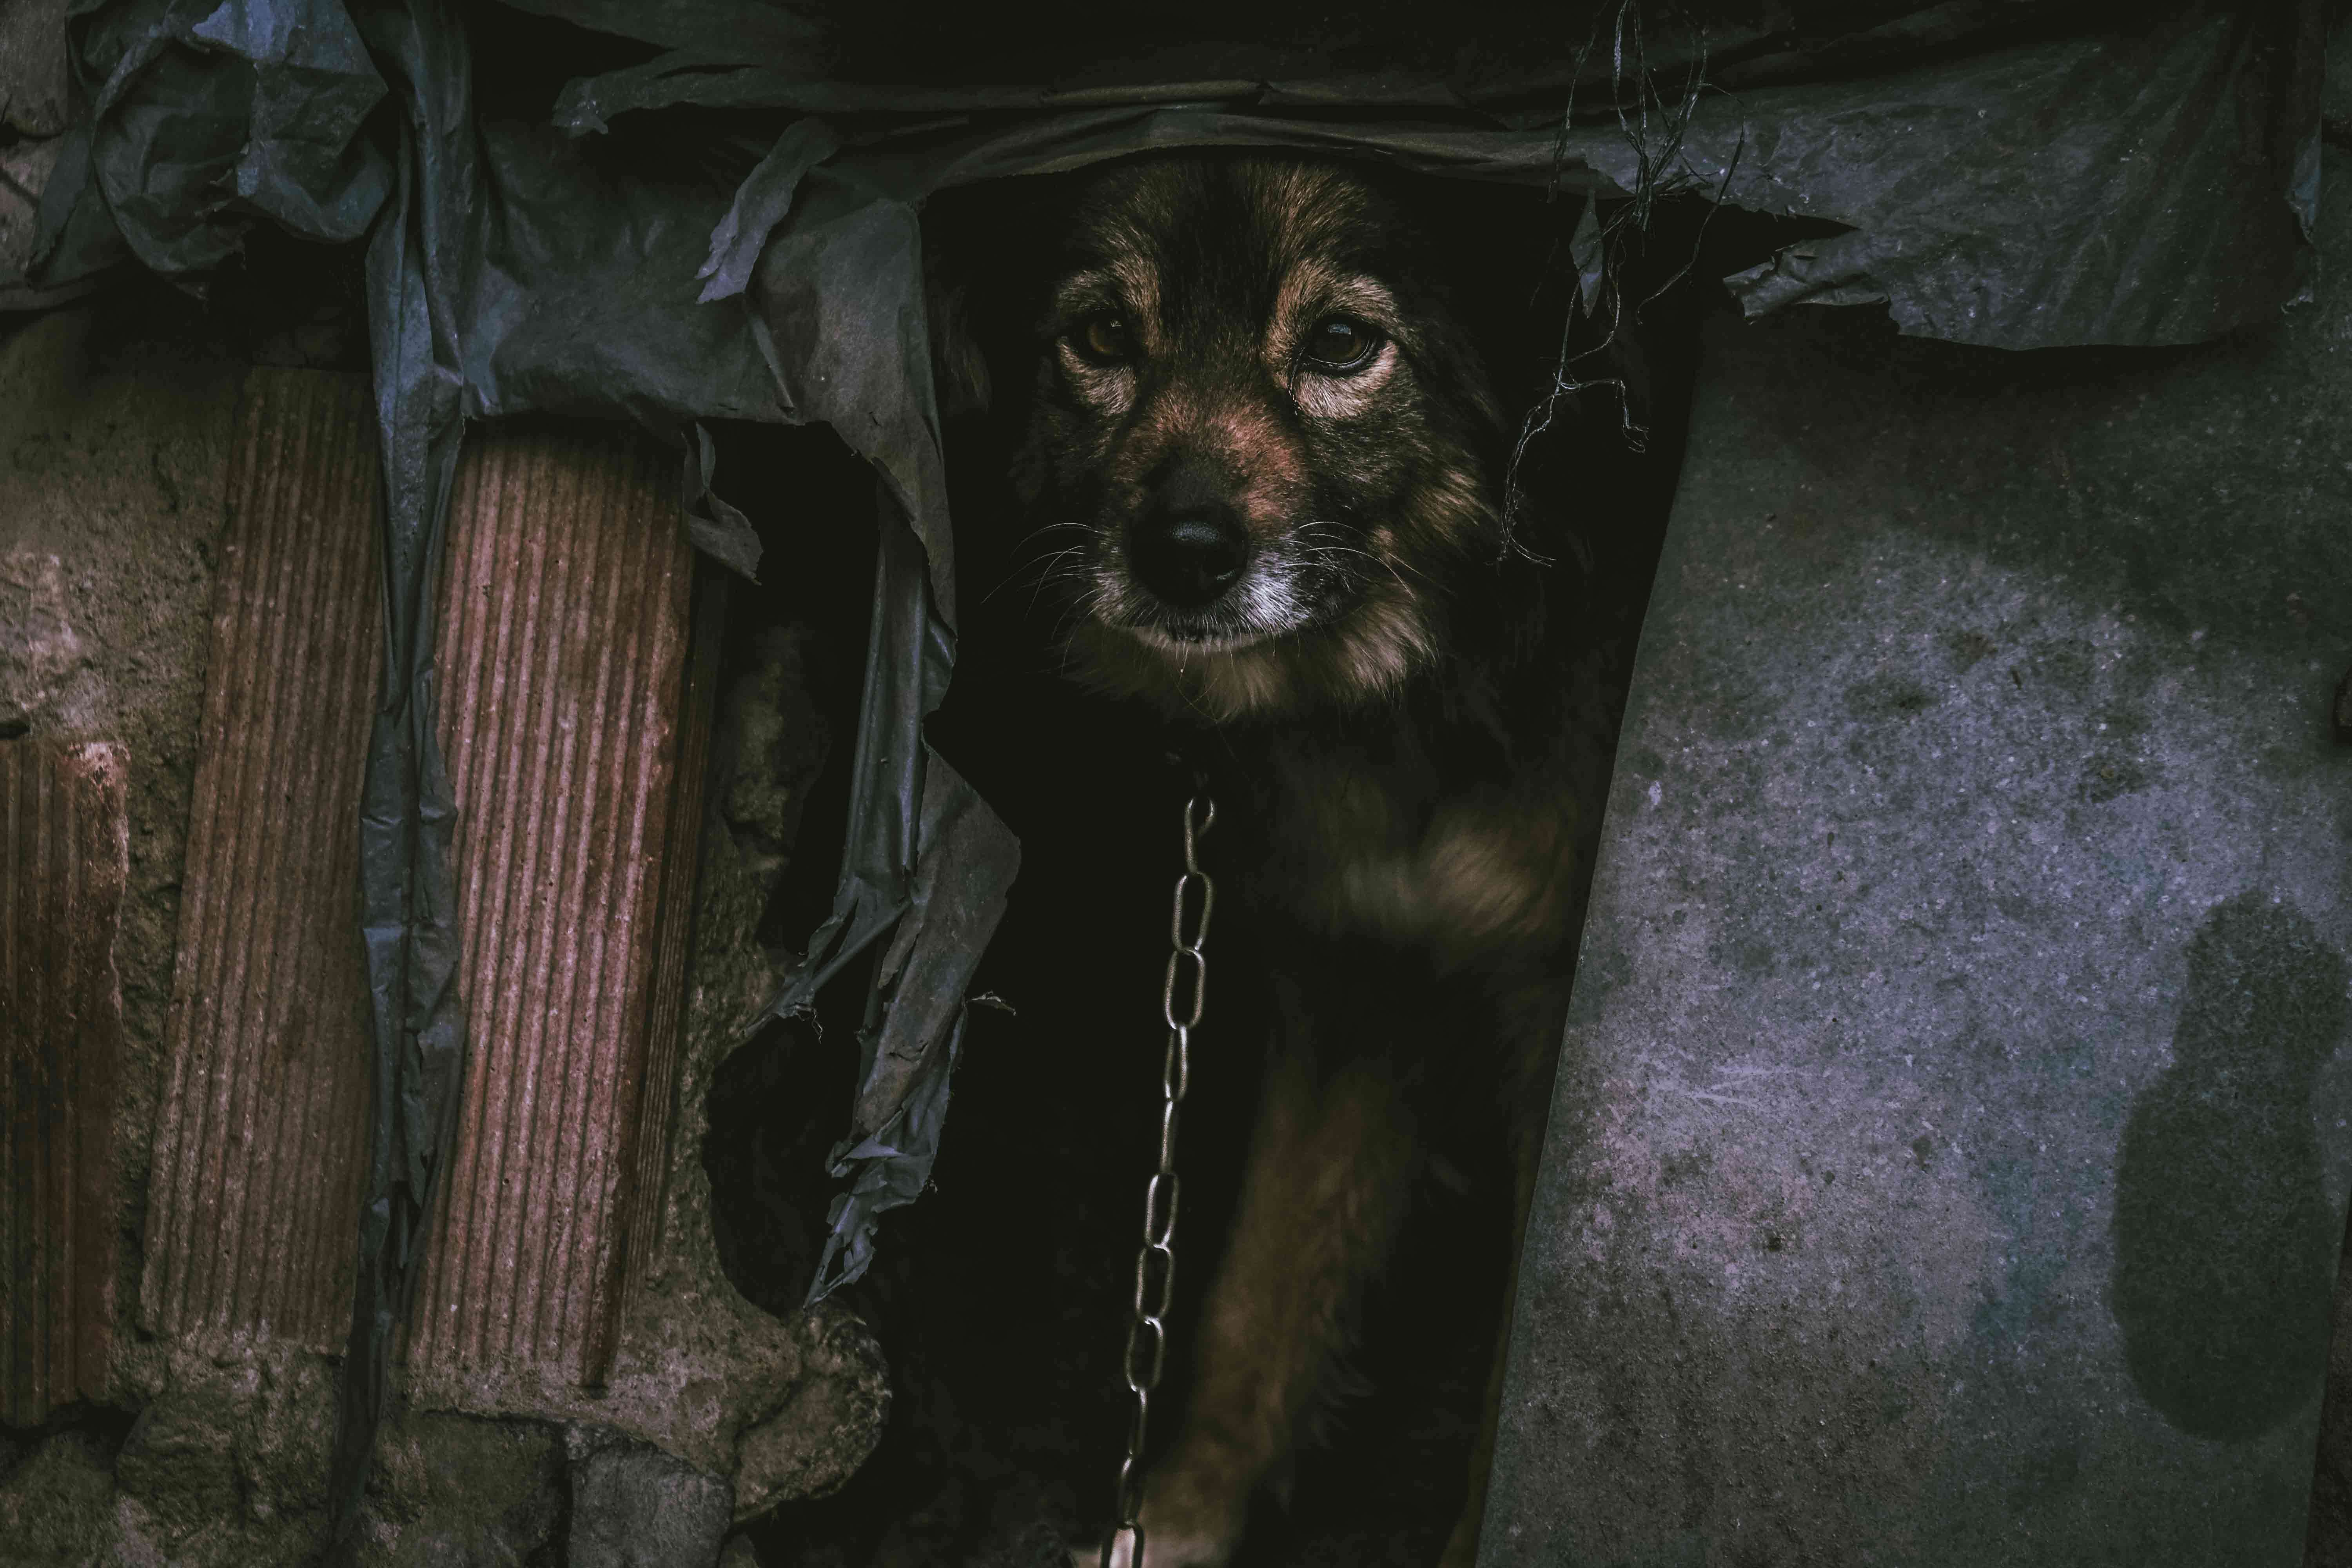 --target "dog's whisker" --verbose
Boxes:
[1297,527,1423,603]
[1311,528,1452,595]
[1009,518,1091,552]
[1016,548,1097,616]
[981,544,1091,609]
